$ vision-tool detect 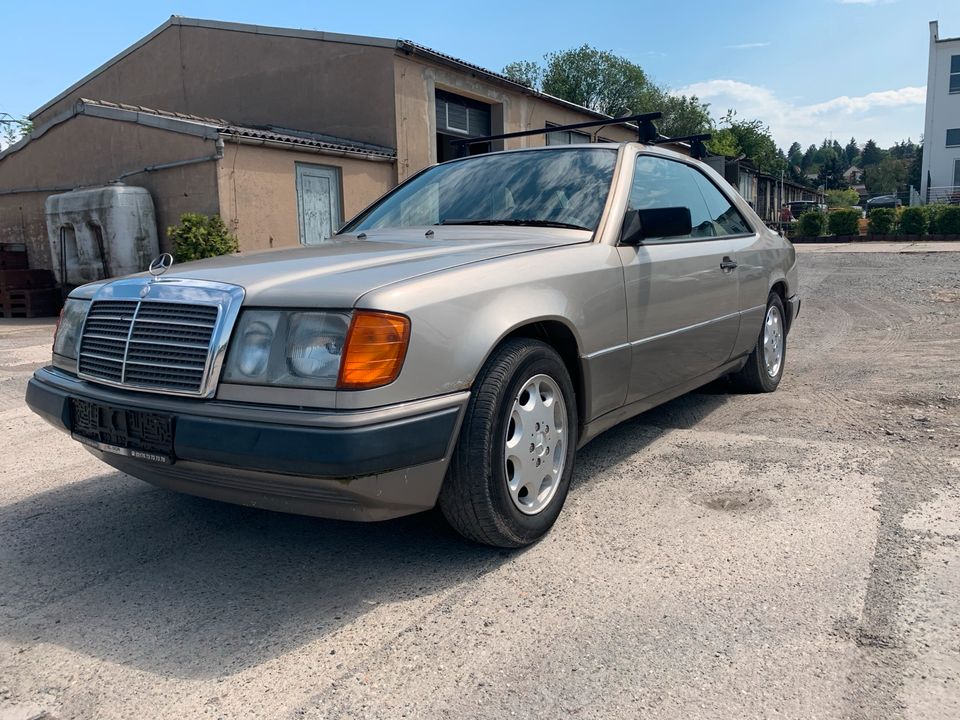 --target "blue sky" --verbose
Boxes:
[2,0,958,149]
